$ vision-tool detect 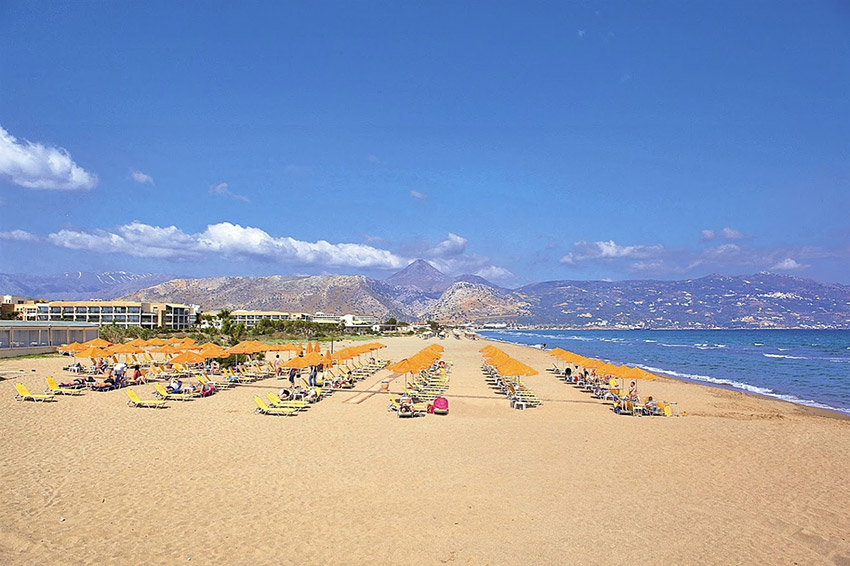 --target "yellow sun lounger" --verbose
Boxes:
[14,382,56,402]
[126,388,167,409]
[266,392,308,411]
[46,376,85,396]
[153,382,195,402]
[254,396,298,416]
